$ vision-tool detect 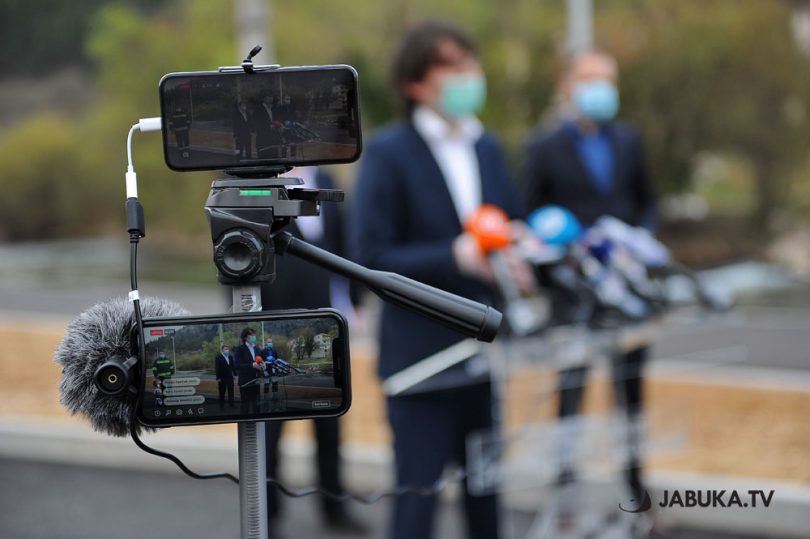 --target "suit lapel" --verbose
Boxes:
[476,138,495,205]
[406,125,463,230]
[560,128,600,196]
[606,125,626,192]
